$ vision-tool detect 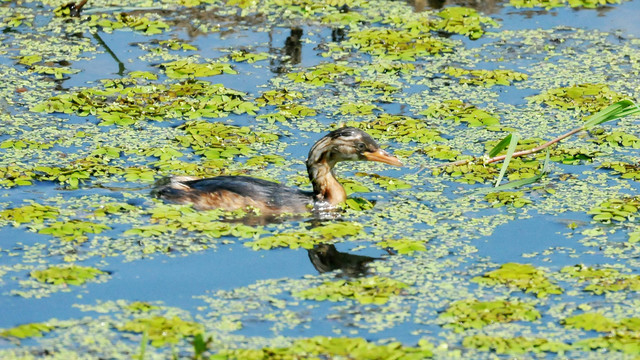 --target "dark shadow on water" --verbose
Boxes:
[308,243,380,277]
[270,27,303,74]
